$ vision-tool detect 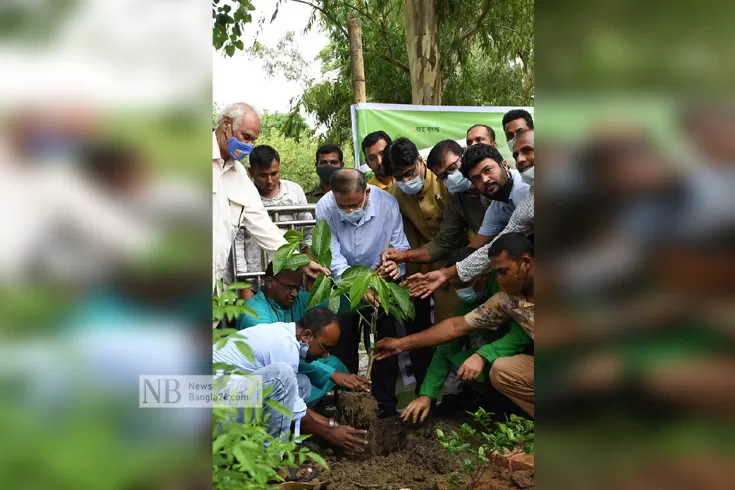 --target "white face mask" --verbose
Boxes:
[520,166,534,186]
[507,137,517,154]
[444,170,472,193]
[397,174,424,195]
